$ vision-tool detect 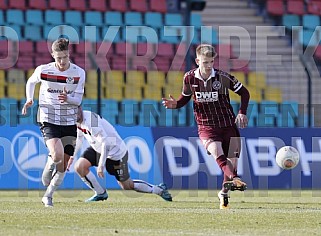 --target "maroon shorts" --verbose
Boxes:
[199,125,241,158]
